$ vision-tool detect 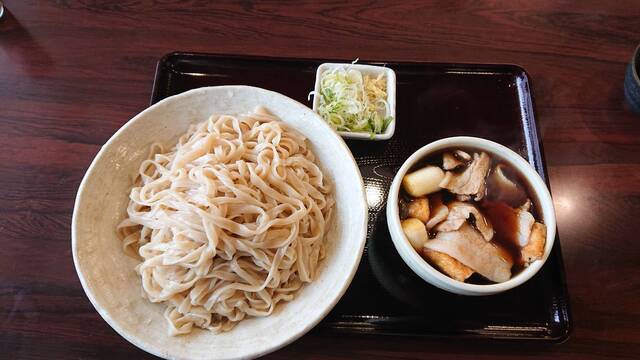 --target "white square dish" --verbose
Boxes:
[312,63,396,140]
